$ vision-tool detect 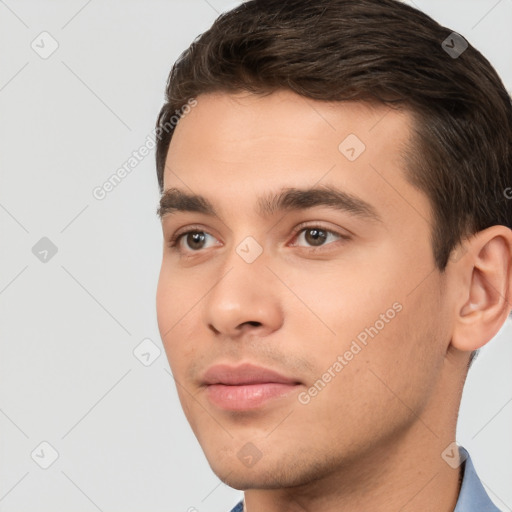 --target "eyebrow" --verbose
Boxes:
[157,185,382,223]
